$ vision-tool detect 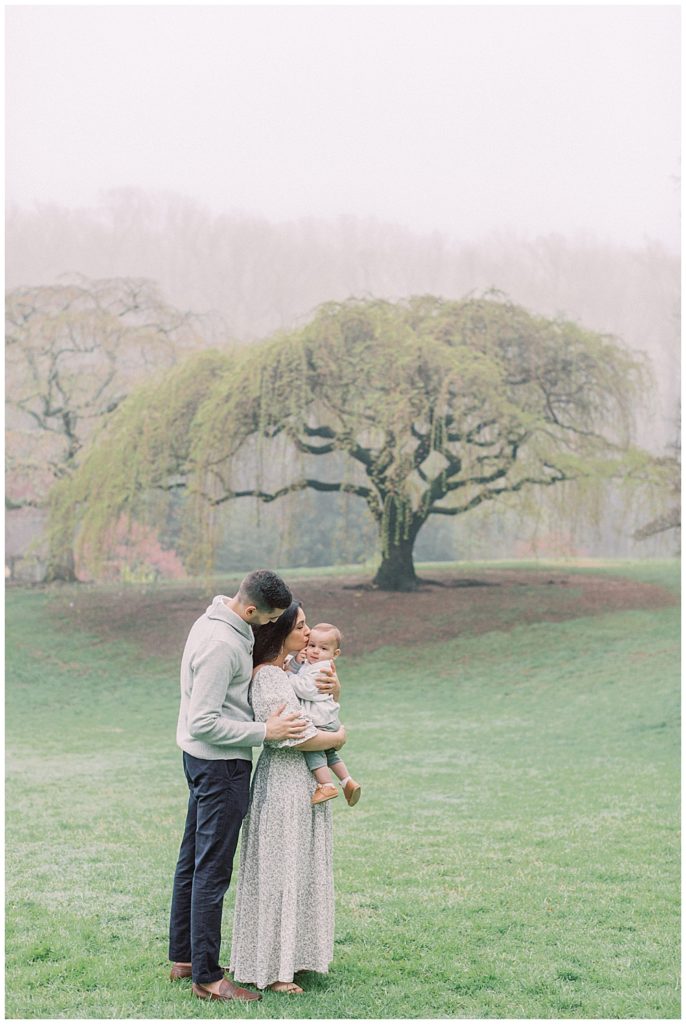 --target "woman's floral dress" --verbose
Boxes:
[229,664,334,989]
